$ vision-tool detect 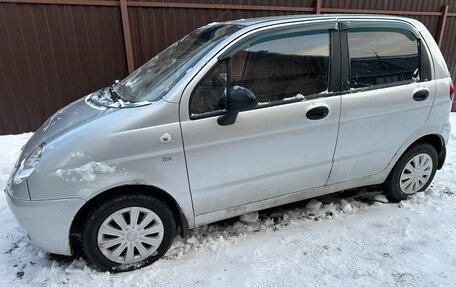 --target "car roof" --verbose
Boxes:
[227,14,414,27]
